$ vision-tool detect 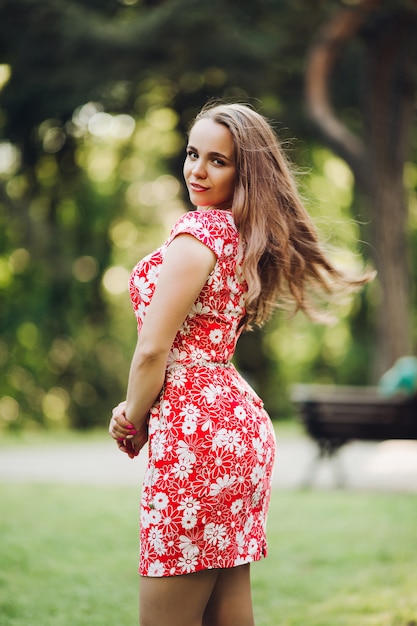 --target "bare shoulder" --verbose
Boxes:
[164,233,217,276]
